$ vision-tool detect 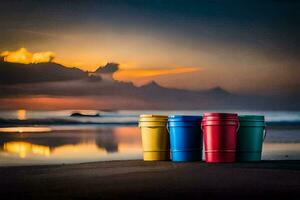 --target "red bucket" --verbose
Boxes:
[201,113,239,163]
